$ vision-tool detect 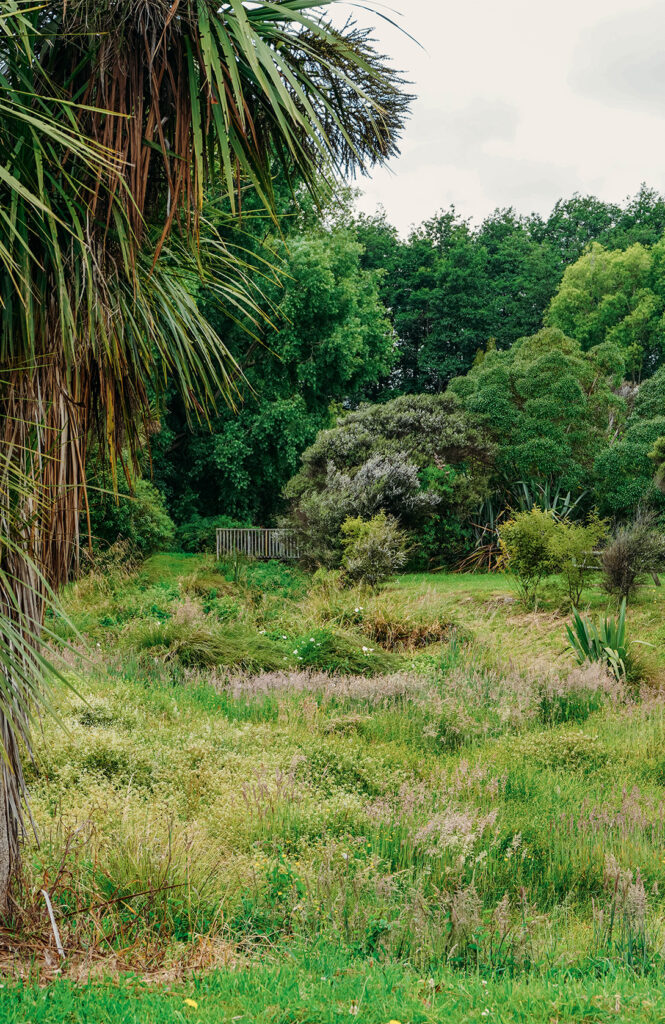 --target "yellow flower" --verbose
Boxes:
[387,1020,403,1024]
[184,998,198,1009]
